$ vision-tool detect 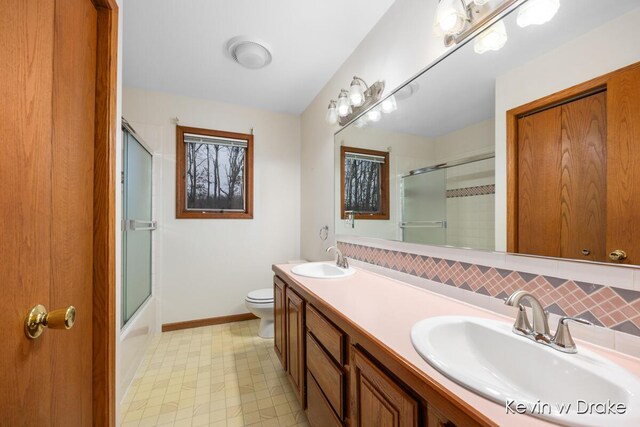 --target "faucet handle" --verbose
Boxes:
[341,256,349,270]
[552,317,593,353]
[513,304,532,334]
